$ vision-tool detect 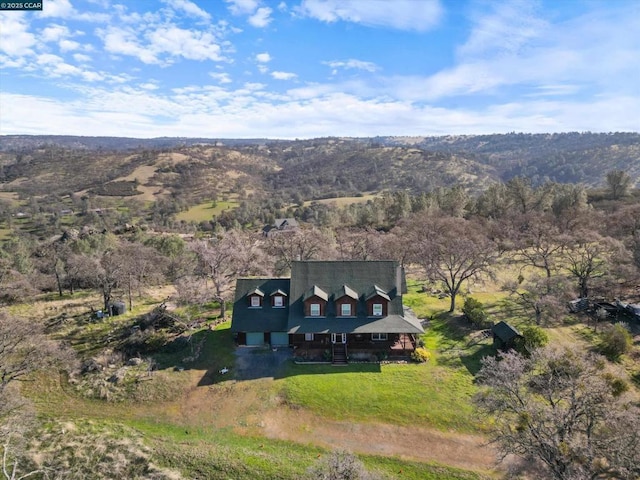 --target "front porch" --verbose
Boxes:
[291,333,418,363]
